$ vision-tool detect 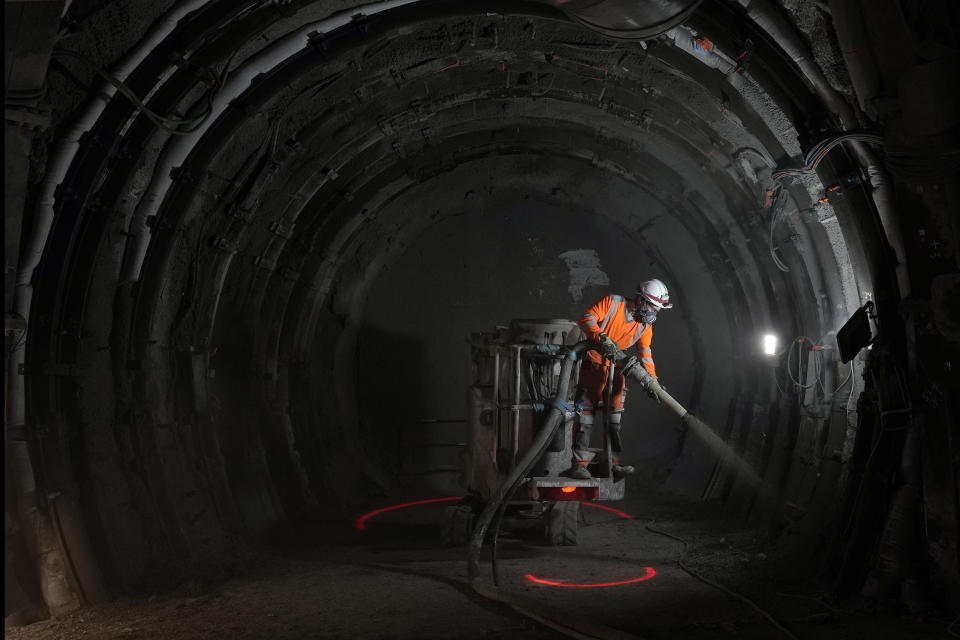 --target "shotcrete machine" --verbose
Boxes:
[451,319,755,582]
[443,320,616,548]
